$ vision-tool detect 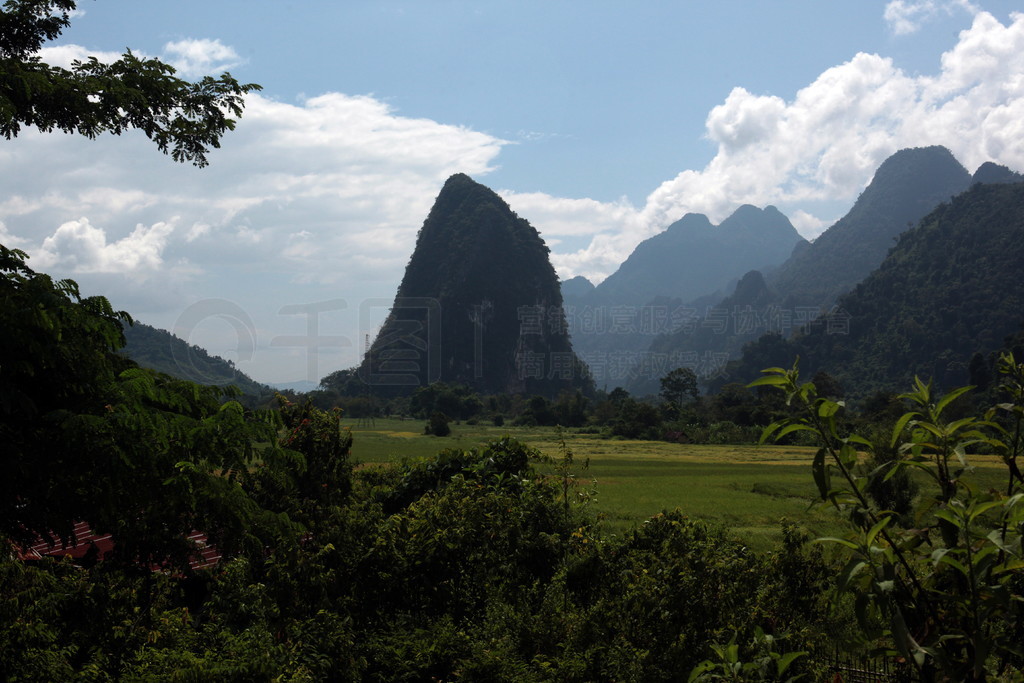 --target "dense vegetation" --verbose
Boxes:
[121,321,274,405]
[4,6,1023,677]
[726,181,1024,399]
[768,145,972,308]
[2,242,834,679]
[6,239,1024,679]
